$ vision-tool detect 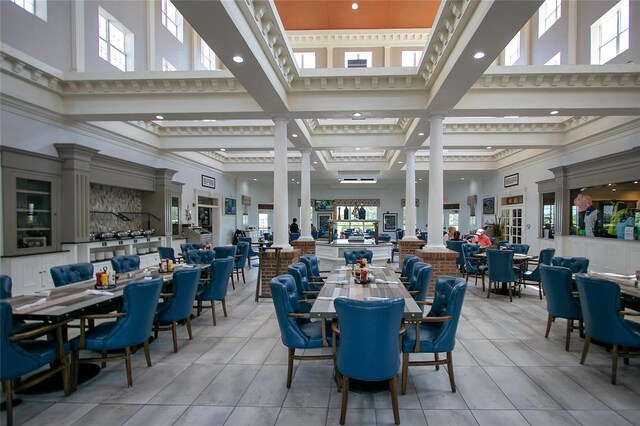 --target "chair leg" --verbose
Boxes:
[508,283,513,302]
[71,350,79,391]
[434,352,440,370]
[101,350,107,368]
[544,314,553,338]
[143,339,152,367]
[287,347,294,388]
[390,375,400,425]
[221,298,228,317]
[230,274,235,290]
[241,268,246,284]
[565,319,572,352]
[611,344,618,385]
[124,347,133,387]
[487,281,492,299]
[171,321,178,353]
[211,301,217,326]
[401,352,409,395]
[623,346,630,365]
[4,380,13,426]
[580,334,591,365]
[197,300,202,316]
[340,376,349,425]
[446,352,456,392]
[154,322,159,339]
[538,280,543,299]
[481,274,485,291]
[186,316,193,340]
